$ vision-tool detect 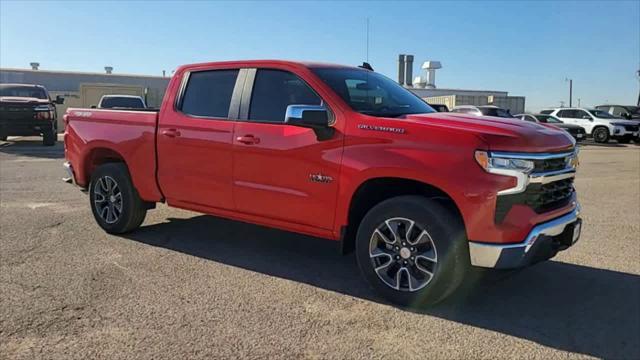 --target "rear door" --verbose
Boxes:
[231,68,343,230]
[157,68,244,210]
